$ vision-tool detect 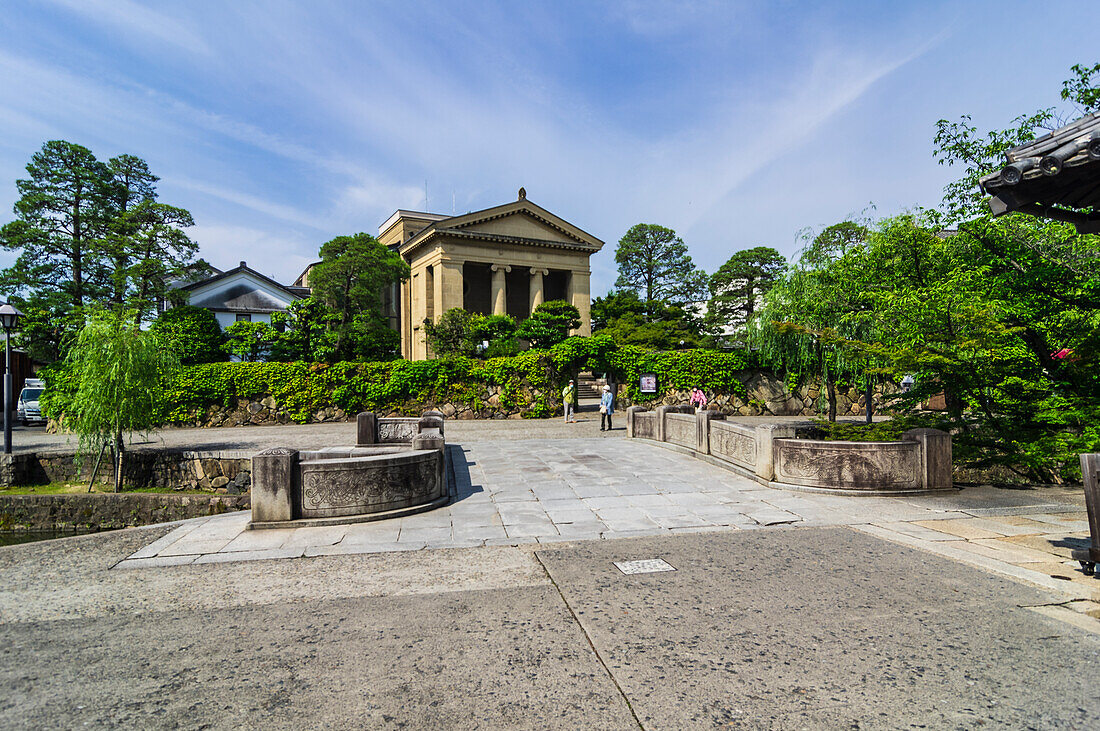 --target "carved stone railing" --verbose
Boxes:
[626,407,952,495]
[250,411,447,528]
